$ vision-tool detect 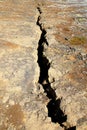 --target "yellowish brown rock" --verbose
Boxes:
[0,0,87,130]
